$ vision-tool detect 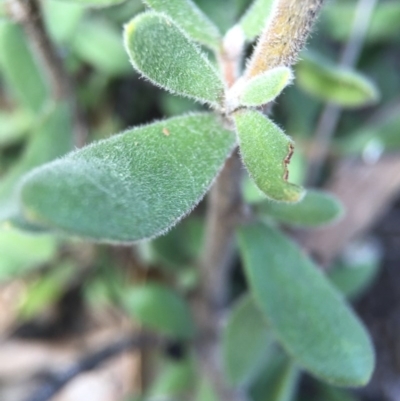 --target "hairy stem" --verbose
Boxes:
[10,0,88,147]
[245,0,324,78]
